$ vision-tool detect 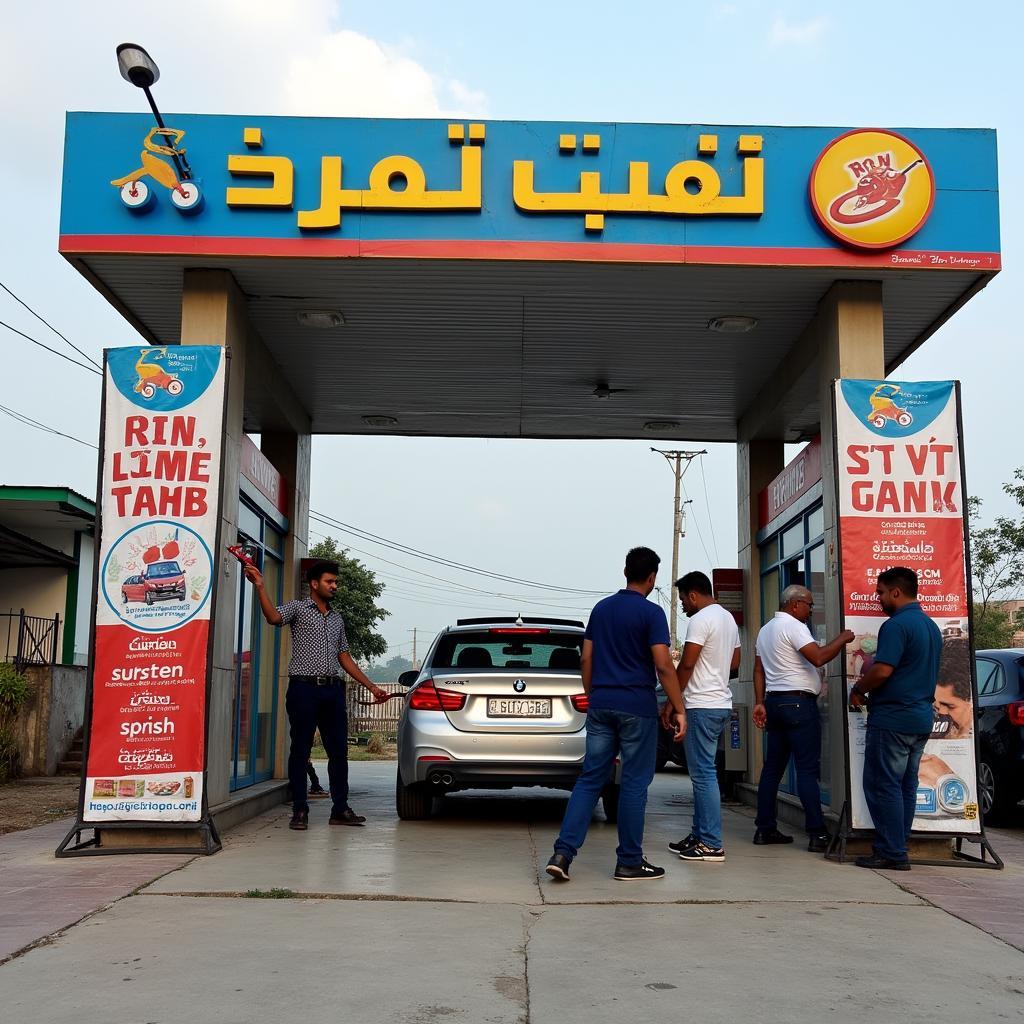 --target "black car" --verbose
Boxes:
[975,648,1024,824]
[653,683,726,779]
